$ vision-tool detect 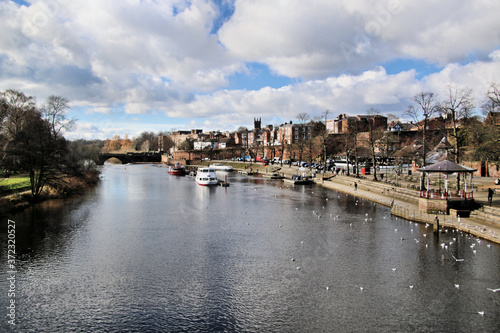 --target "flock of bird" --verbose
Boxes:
[265,185,500,319]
